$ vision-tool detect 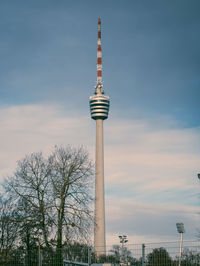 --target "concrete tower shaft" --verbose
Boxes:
[94,119,105,255]
[89,18,110,256]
